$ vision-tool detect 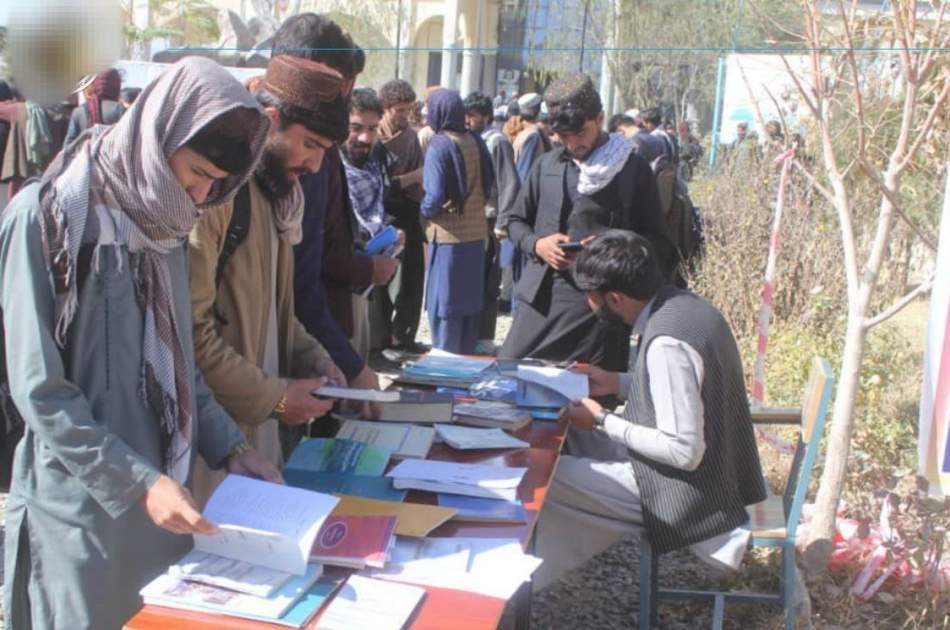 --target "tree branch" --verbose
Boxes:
[894,79,950,175]
[857,157,939,252]
[780,54,820,118]
[792,158,835,206]
[864,274,934,329]
[839,0,867,157]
